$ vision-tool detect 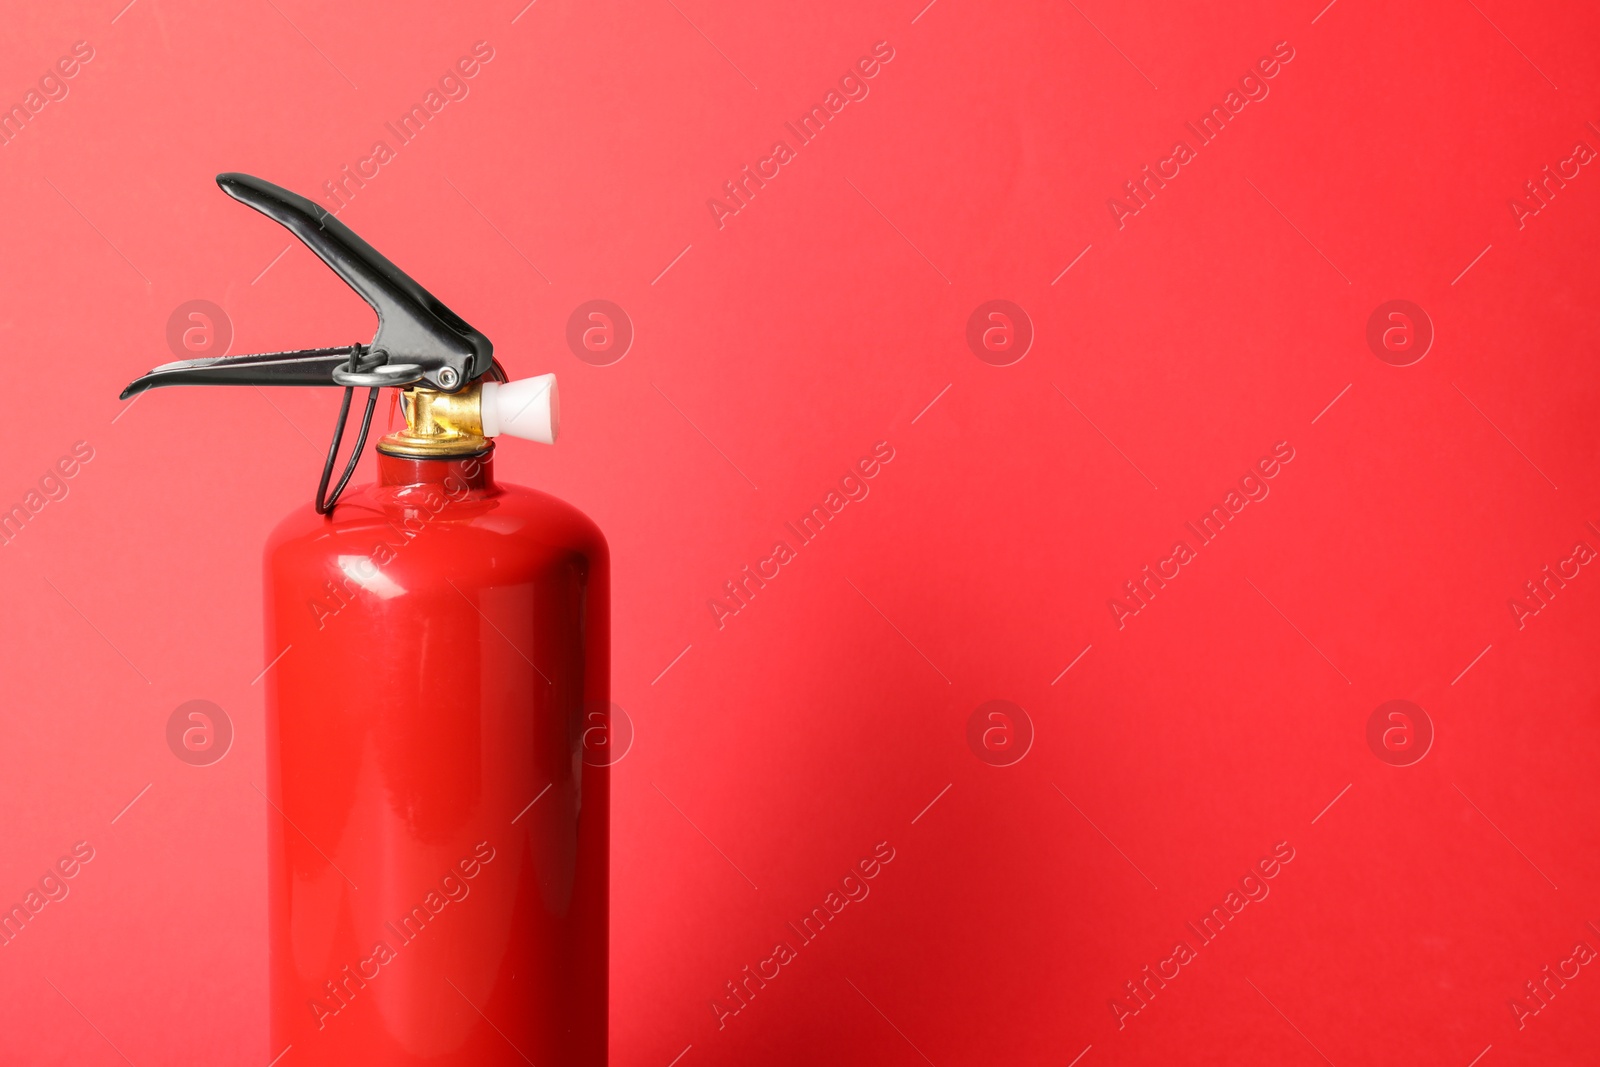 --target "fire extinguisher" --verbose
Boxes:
[122,174,608,1065]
